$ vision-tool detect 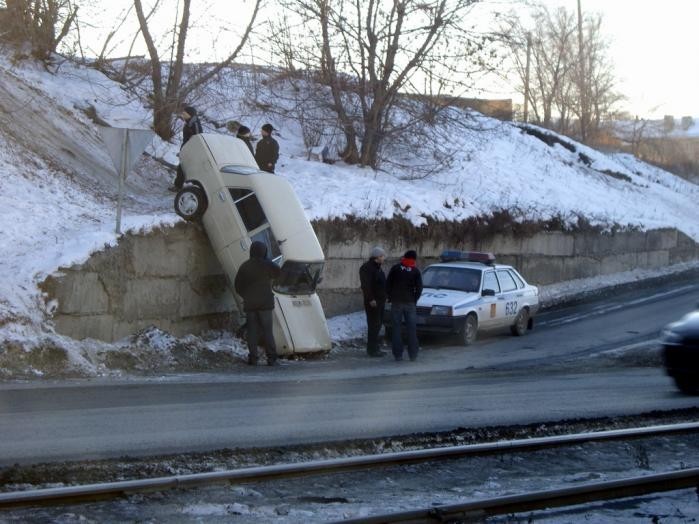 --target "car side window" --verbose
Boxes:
[497,270,518,292]
[510,270,525,289]
[483,271,500,294]
[229,188,267,231]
